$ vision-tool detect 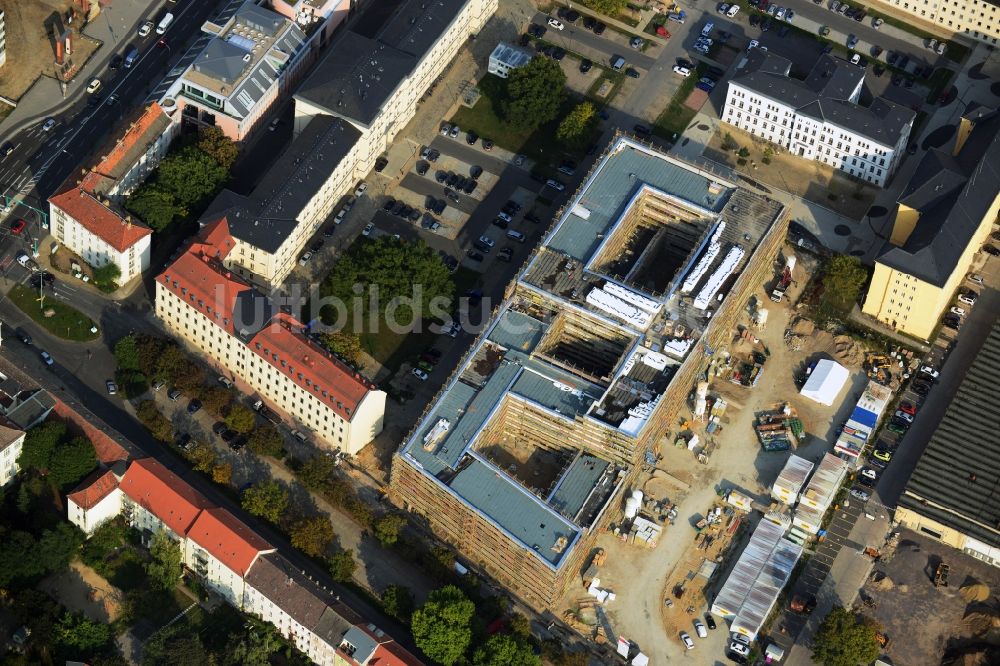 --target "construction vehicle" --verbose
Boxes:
[789,594,816,614]
[934,562,950,587]
[770,255,796,302]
